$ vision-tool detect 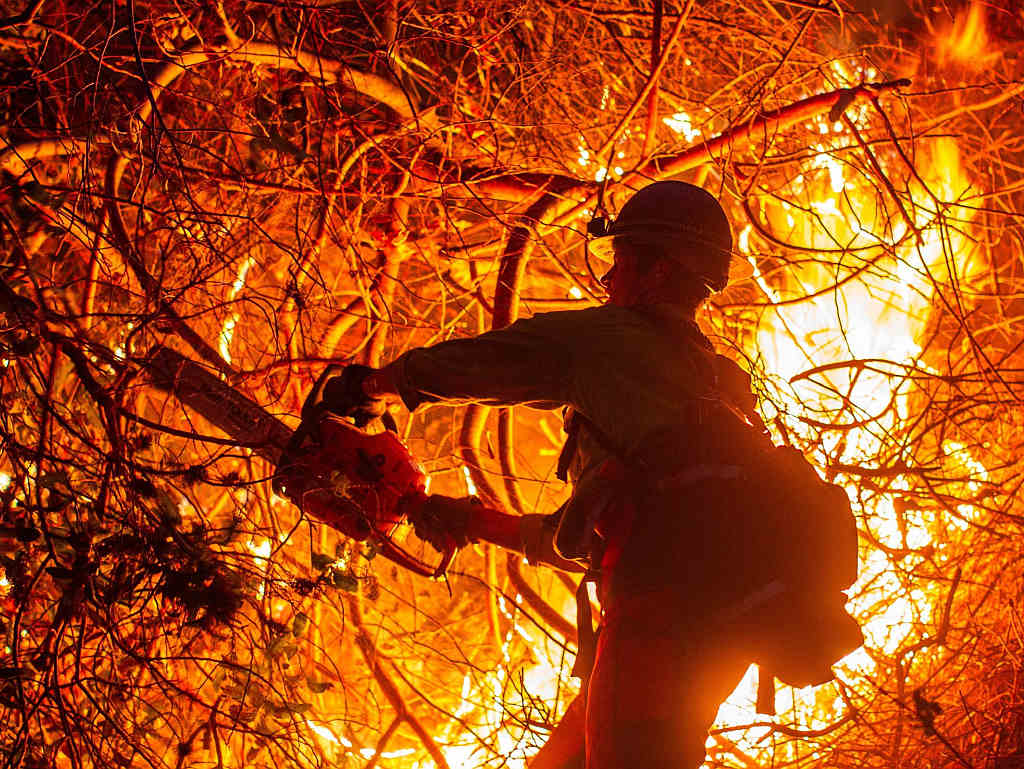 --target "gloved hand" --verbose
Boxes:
[320,364,386,427]
[409,495,481,551]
